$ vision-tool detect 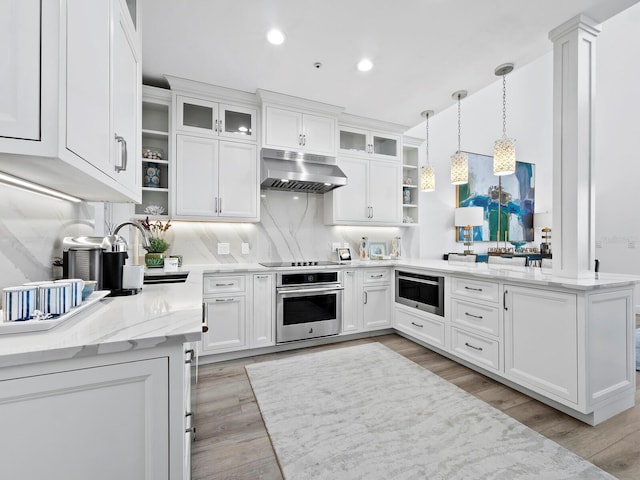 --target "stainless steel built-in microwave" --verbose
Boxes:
[395,271,445,317]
